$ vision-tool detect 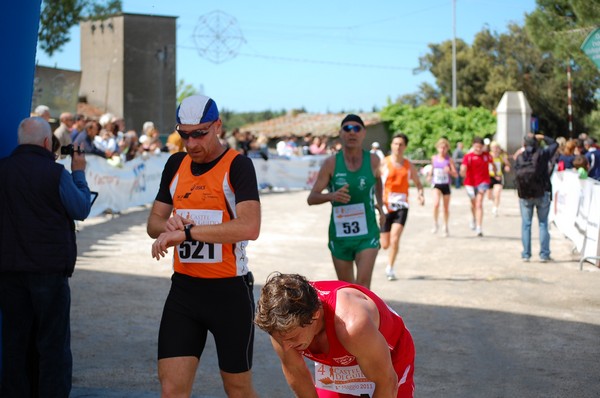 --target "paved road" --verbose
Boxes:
[70,187,600,397]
